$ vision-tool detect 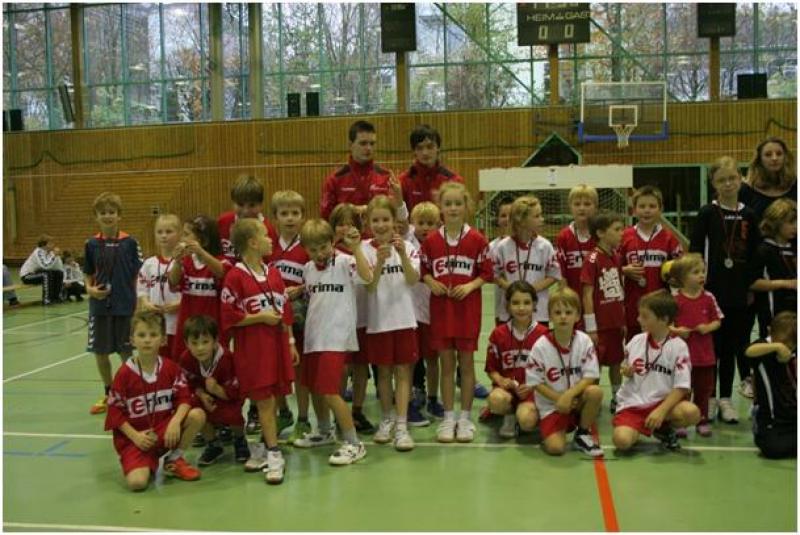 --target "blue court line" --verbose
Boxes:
[4,439,88,459]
